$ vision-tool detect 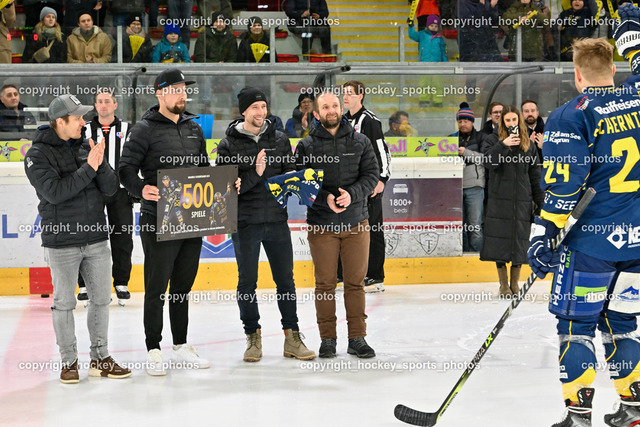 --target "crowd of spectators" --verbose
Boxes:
[0,0,337,64]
